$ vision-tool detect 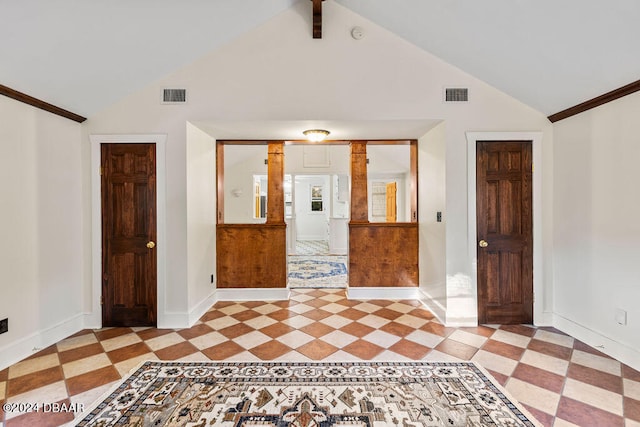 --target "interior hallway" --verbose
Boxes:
[1,289,638,426]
